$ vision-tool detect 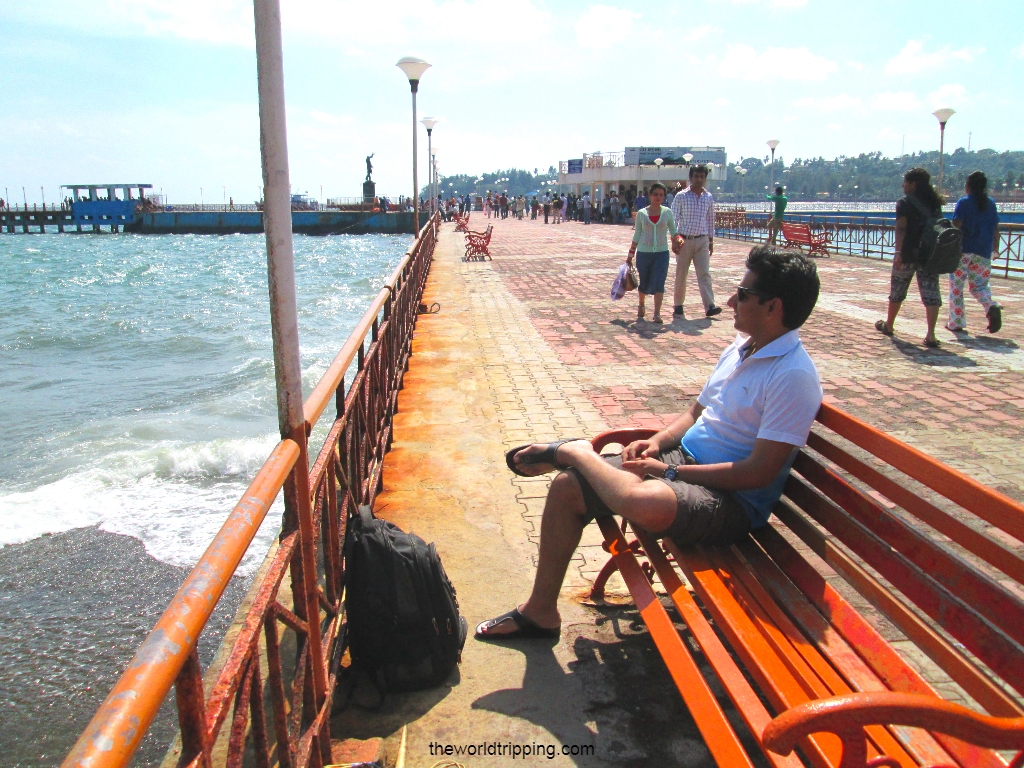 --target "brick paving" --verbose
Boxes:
[367,217,1024,765]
